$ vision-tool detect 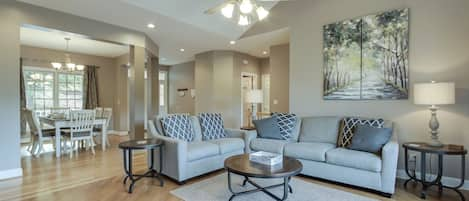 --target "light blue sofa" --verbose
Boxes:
[147,116,251,183]
[248,116,399,196]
